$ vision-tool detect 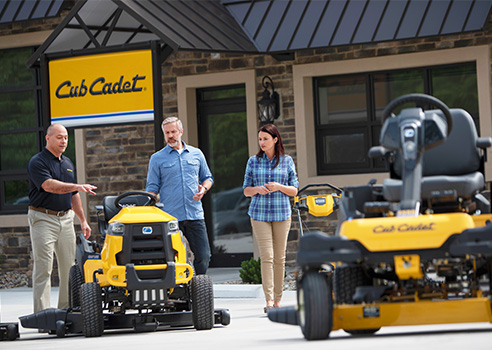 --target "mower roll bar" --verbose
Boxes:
[297,183,343,196]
